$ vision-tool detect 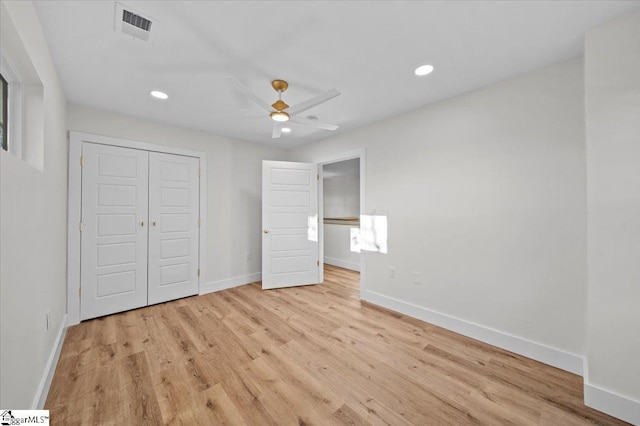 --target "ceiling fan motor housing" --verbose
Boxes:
[271,80,289,92]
